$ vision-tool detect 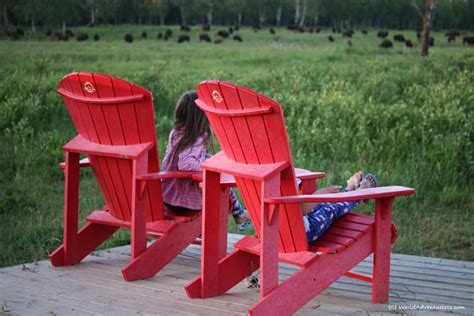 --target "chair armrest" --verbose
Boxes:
[294,168,325,180]
[63,135,153,159]
[59,157,91,170]
[264,186,415,204]
[136,171,201,181]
